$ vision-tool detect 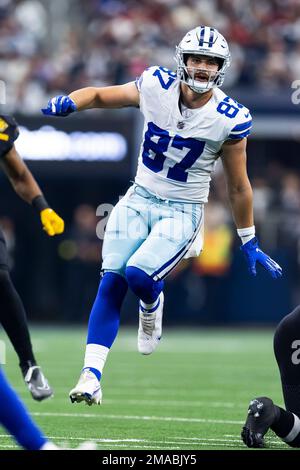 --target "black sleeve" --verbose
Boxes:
[0,115,19,158]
